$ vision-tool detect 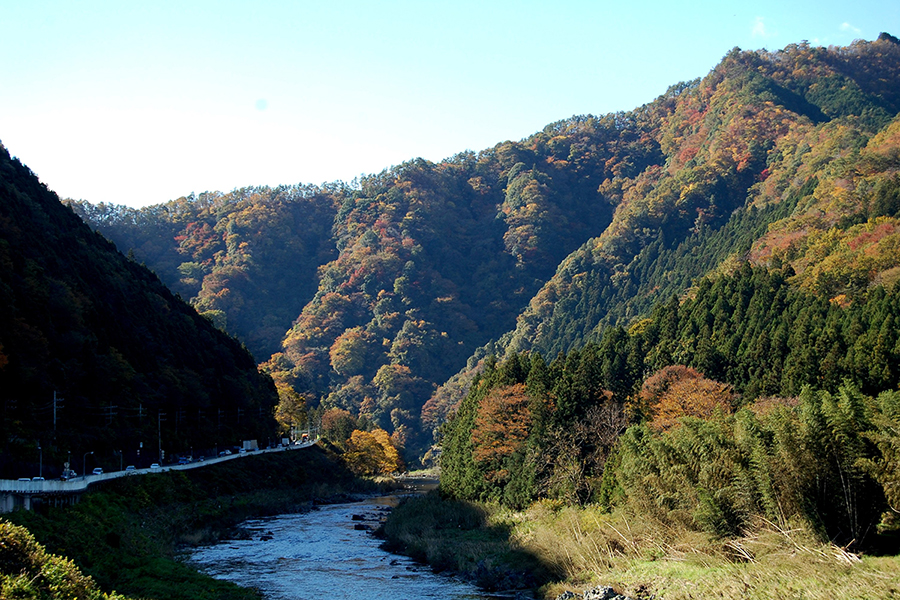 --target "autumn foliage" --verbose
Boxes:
[636,365,734,431]
[471,384,532,483]
[343,428,404,476]
[320,407,404,475]
[647,372,735,432]
[64,36,900,464]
